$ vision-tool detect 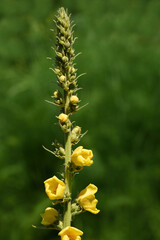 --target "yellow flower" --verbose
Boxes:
[58,226,83,240]
[77,184,100,214]
[44,176,65,200]
[40,207,58,226]
[71,146,93,167]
